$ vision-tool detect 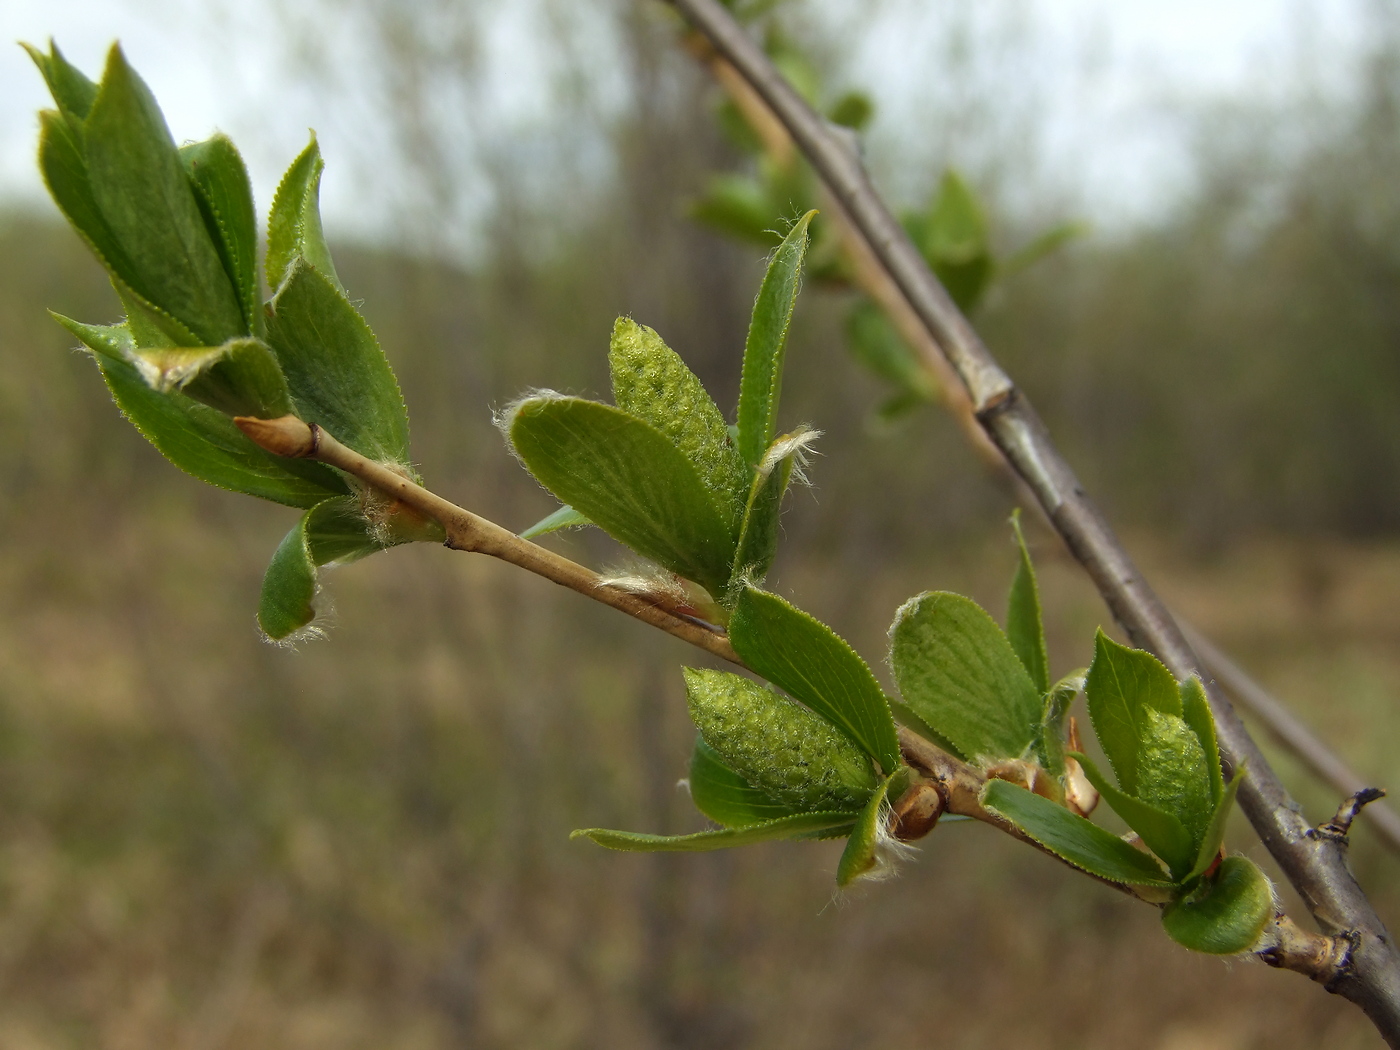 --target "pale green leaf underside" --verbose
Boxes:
[1161,856,1273,955]
[571,811,859,853]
